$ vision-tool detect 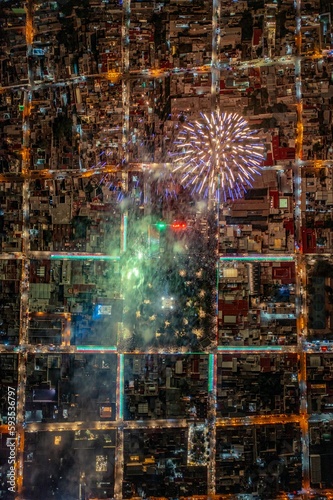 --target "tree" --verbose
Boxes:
[70,216,91,239]
[261,117,277,130]
[53,114,73,142]
[240,11,253,41]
